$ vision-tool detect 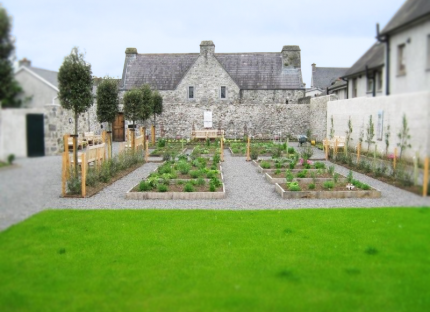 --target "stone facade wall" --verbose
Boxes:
[309,94,338,142]
[140,102,317,140]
